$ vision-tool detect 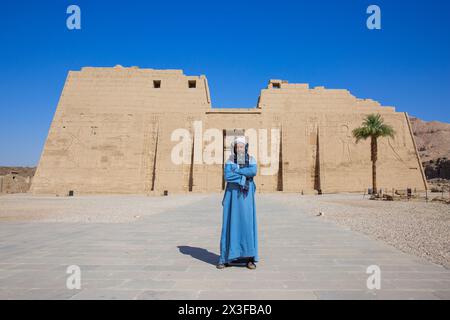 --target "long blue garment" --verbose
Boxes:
[219,156,259,264]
